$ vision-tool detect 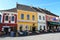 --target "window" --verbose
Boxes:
[39,16,41,20]
[11,16,15,21]
[43,16,45,20]
[0,15,1,23]
[32,15,35,20]
[27,15,30,20]
[21,14,24,19]
[5,16,8,21]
